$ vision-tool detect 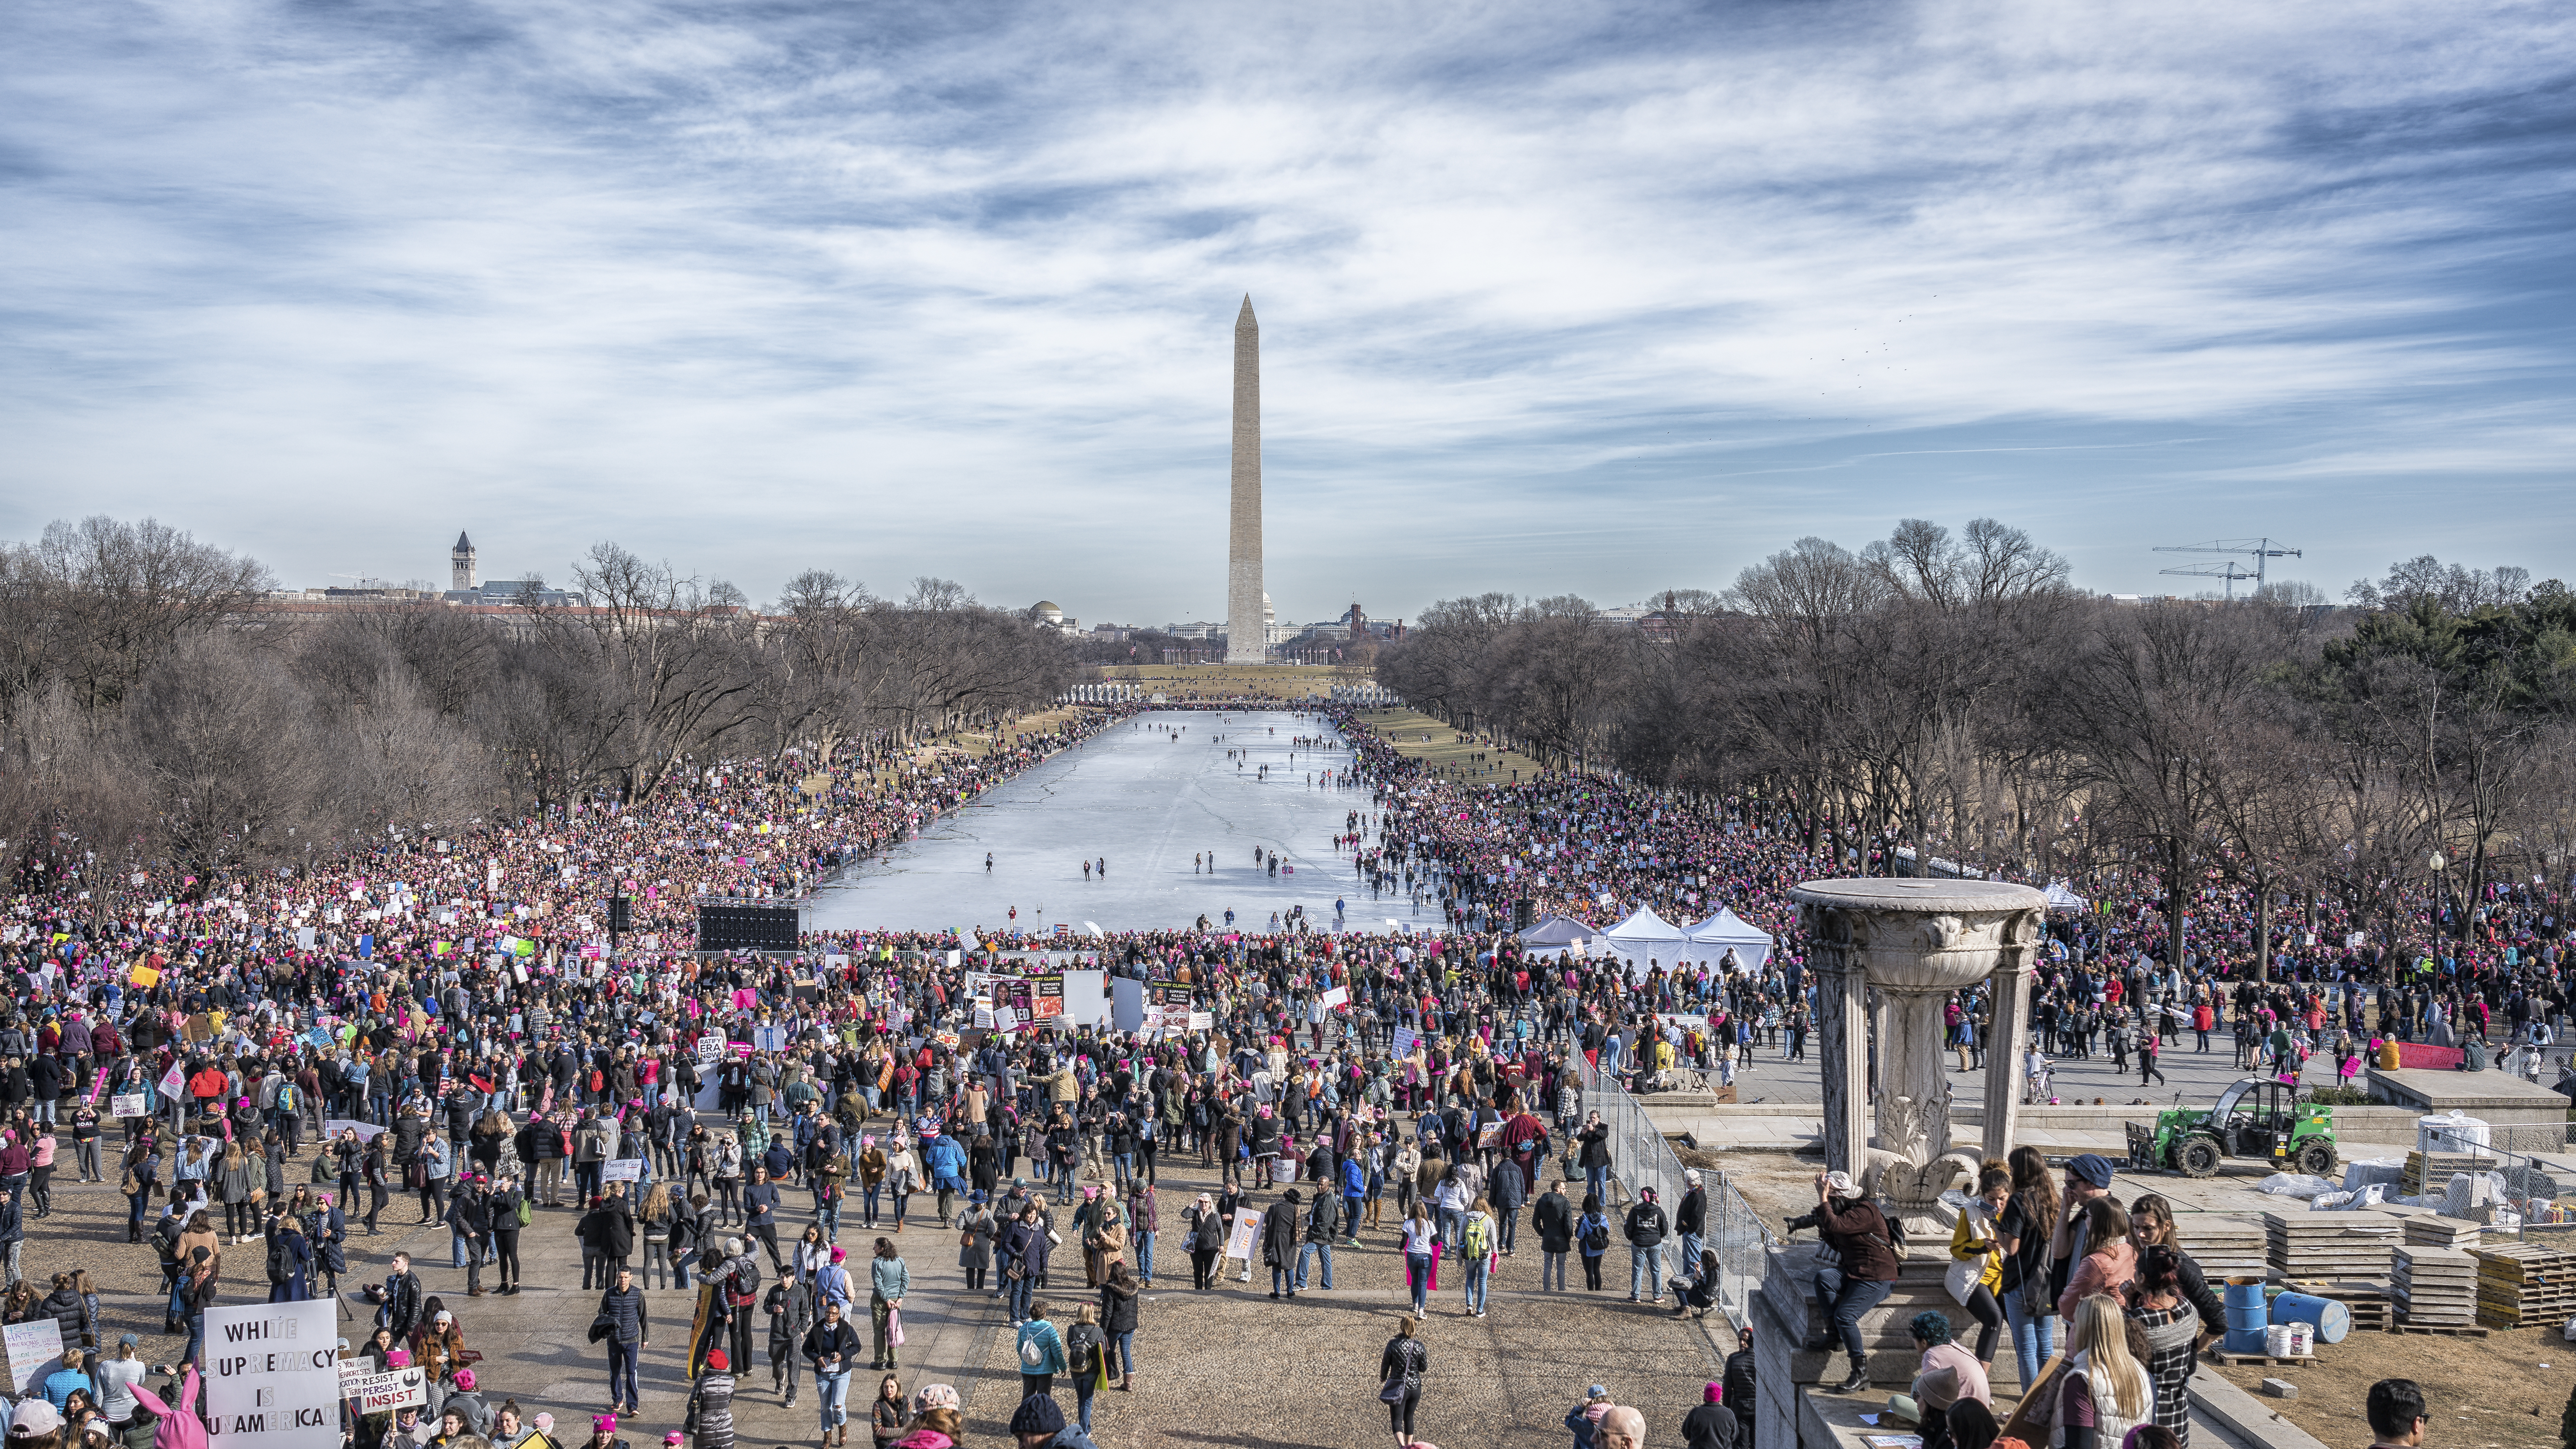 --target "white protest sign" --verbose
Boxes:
[1223,1214,1260,1261]
[1320,986,1348,1009]
[992,1006,1018,1033]
[4,1318,62,1393]
[755,1025,785,1052]
[1389,1027,1420,1060]
[160,1062,187,1096]
[204,1299,340,1449]
[697,1035,726,1063]
[322,1119,384,1141]
[1188,1011,1214,1031]
[601,1159,644,1183]
[336,1361,427,1413]
[111,1093,149,1118]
